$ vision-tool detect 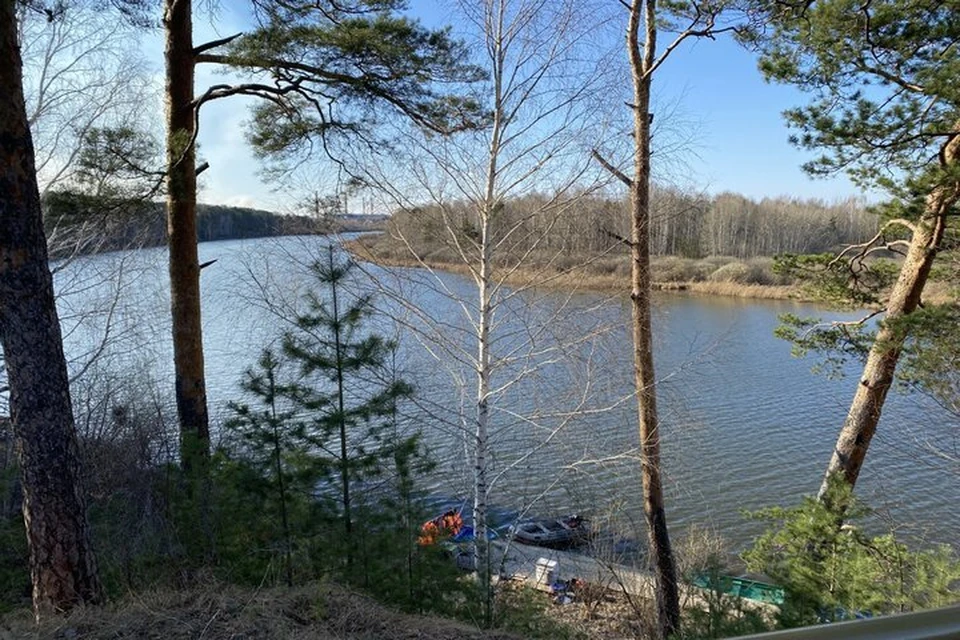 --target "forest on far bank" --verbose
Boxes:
[41,190,387,256]
[355,189,881,295]
[384,190,874,261]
